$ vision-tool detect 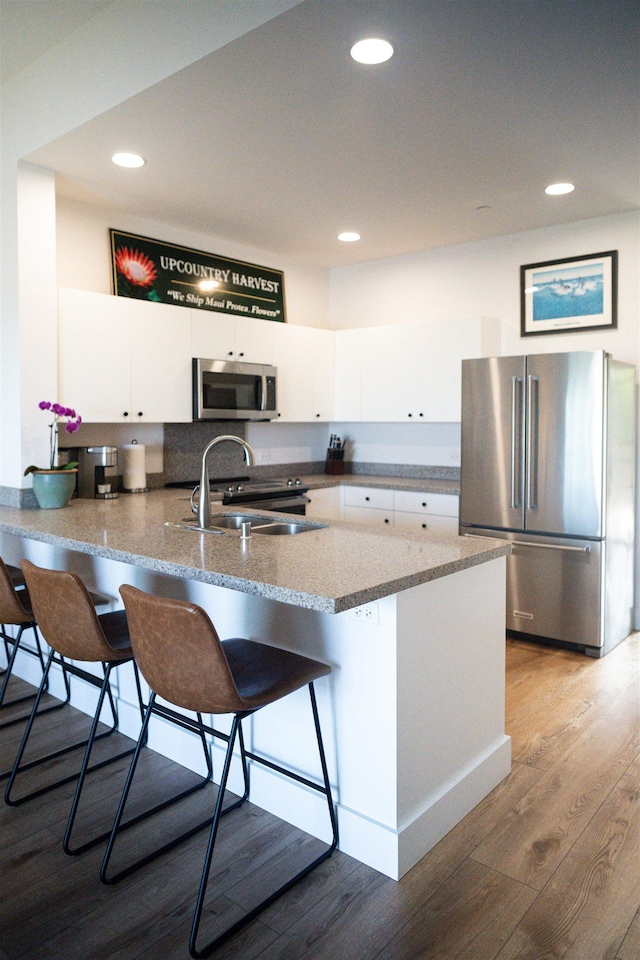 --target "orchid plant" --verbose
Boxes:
[24,401,82,475]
